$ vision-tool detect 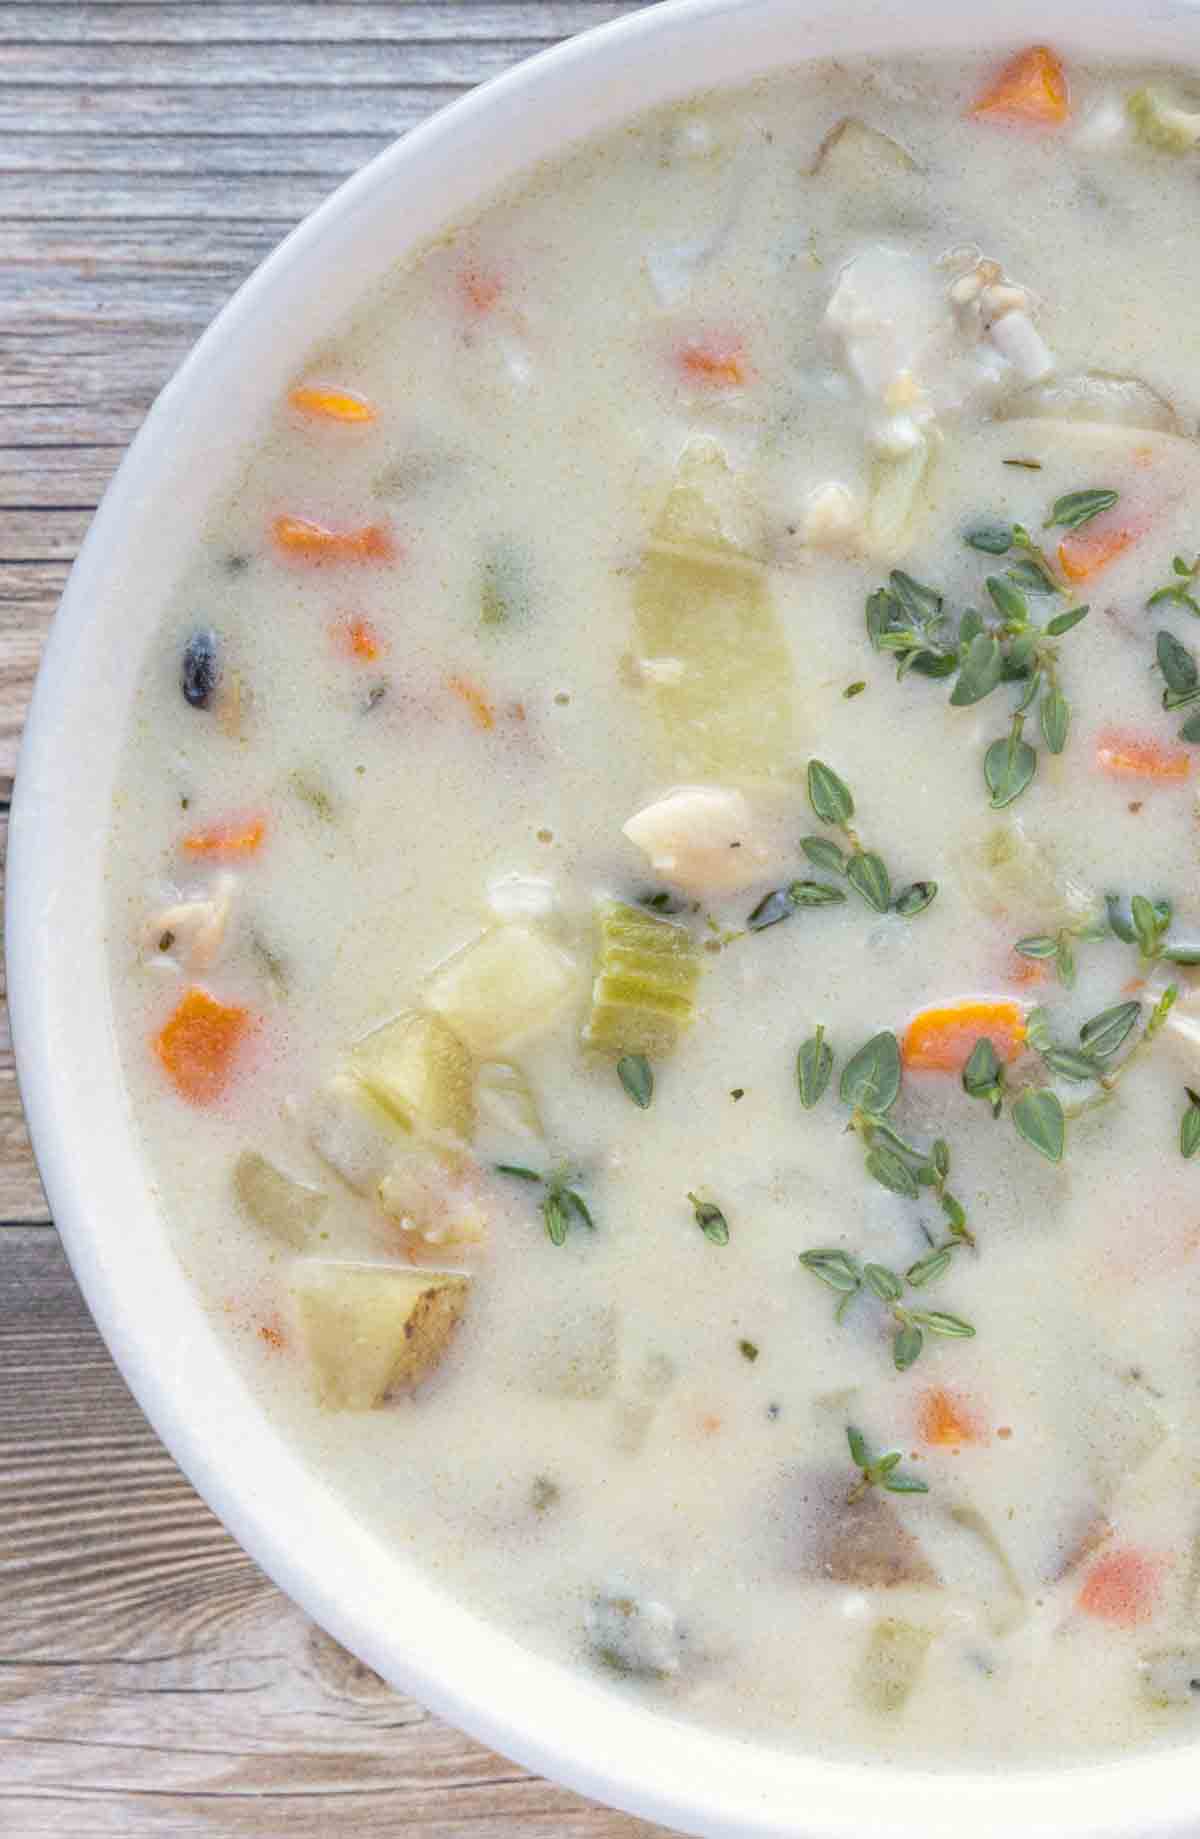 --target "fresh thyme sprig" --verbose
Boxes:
[801,1242,976,1370]
[495,1163,596,1245]
[1148,553,1200,619]
[867,487,1108,809]
[1105,892,1200,965]
[746,760,937,931]
[846,1425,929,1501]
